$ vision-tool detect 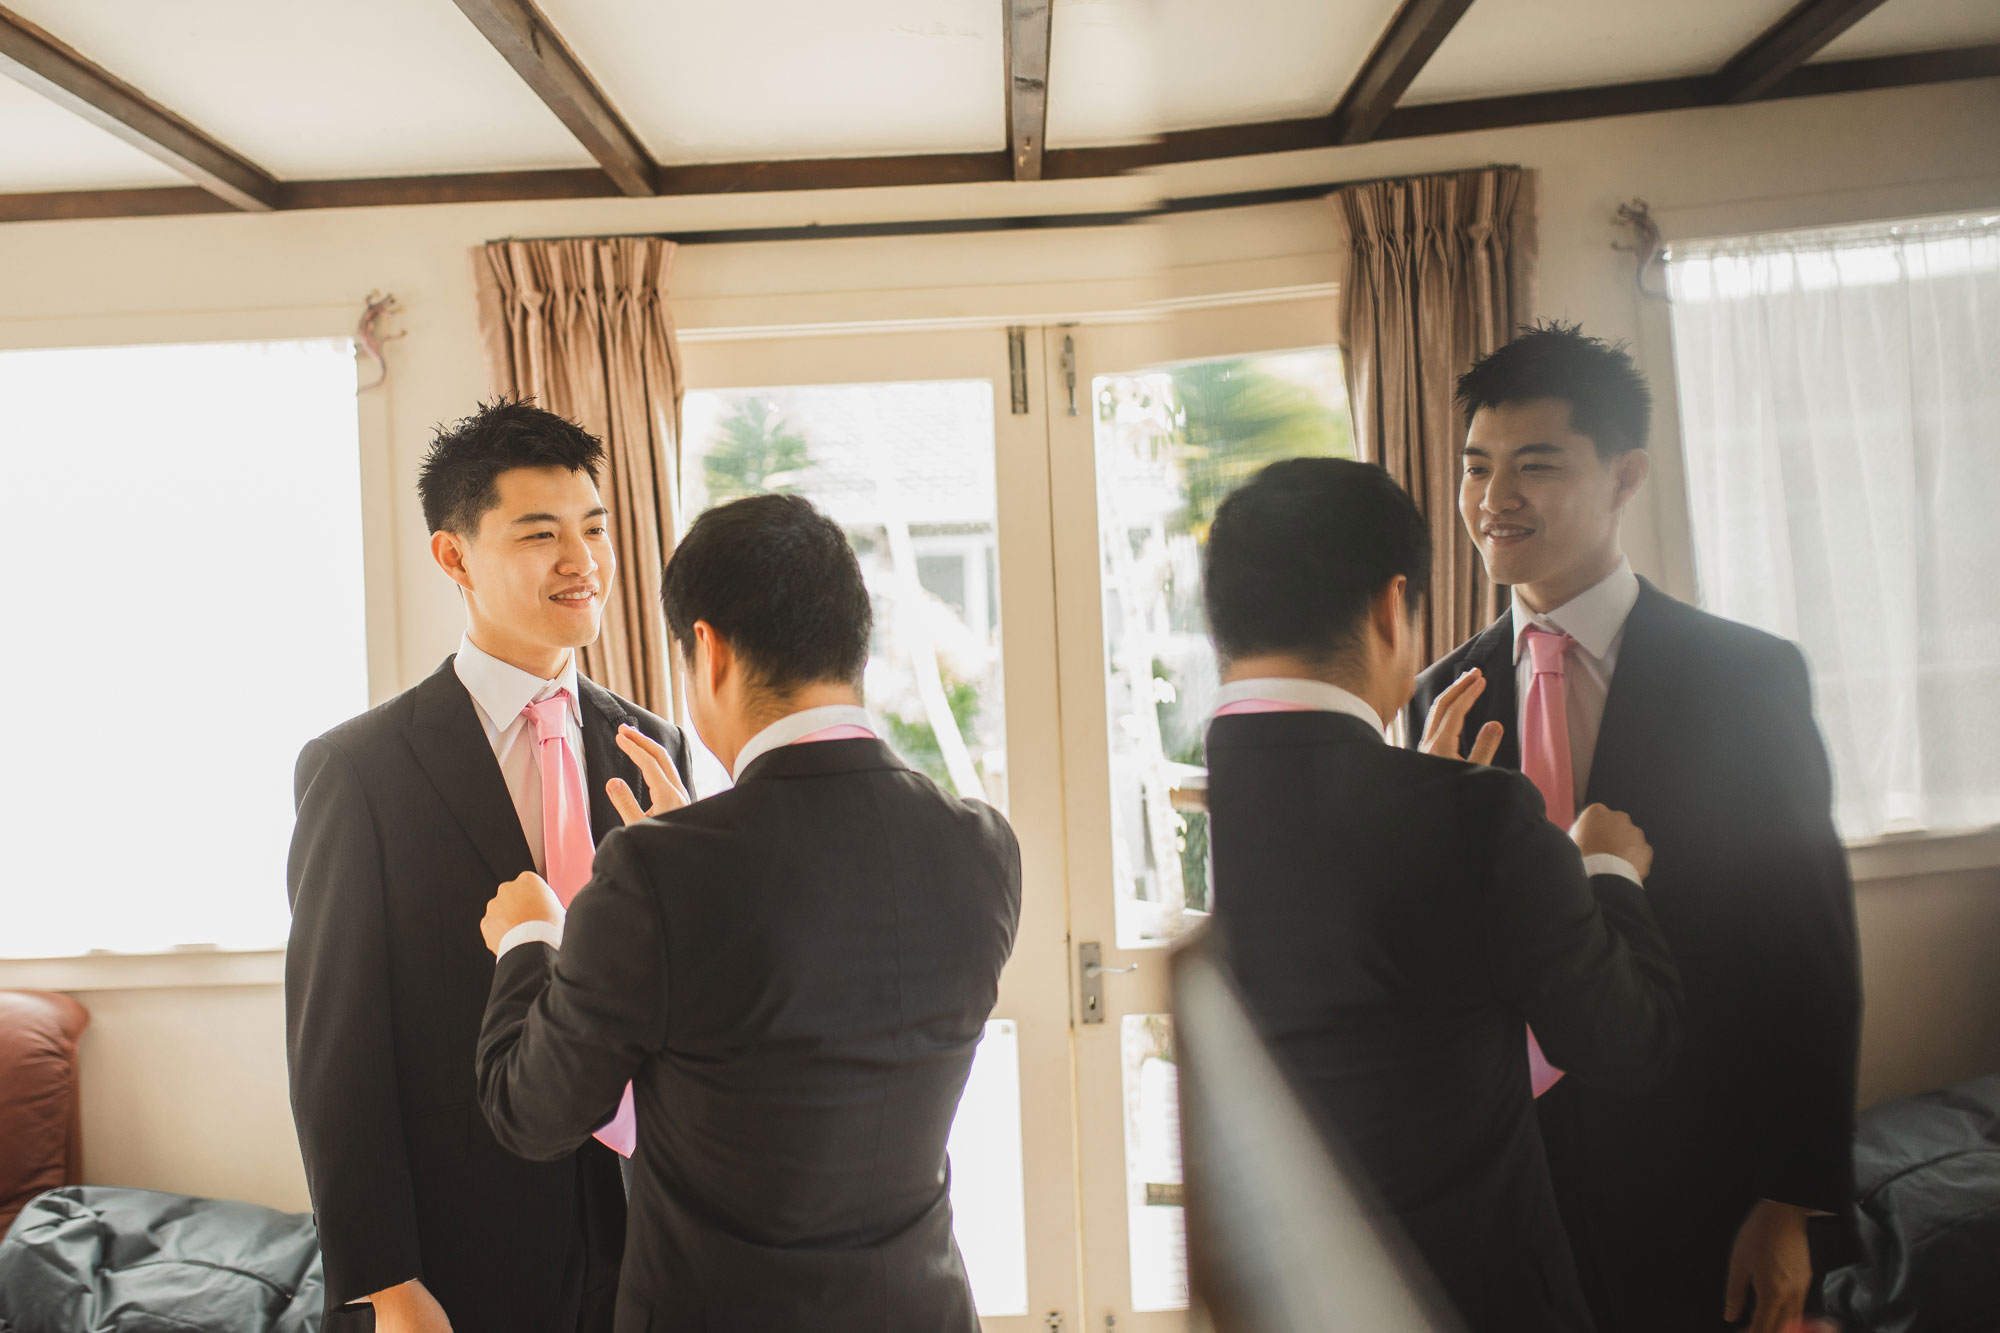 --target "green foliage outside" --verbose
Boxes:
[883,677,983,793]
[704,396,812,504]
[1148,357,1354,539]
